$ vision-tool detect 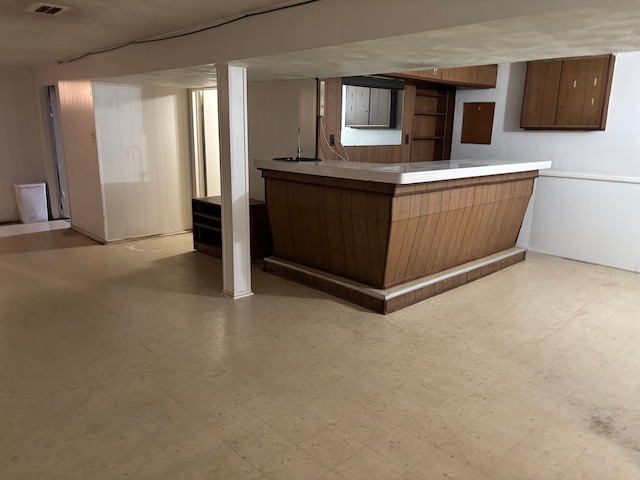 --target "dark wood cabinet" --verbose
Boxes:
[192,196,272,261]
[388,64,498,88]
[521,54,615,130]
[519,59,562,127]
